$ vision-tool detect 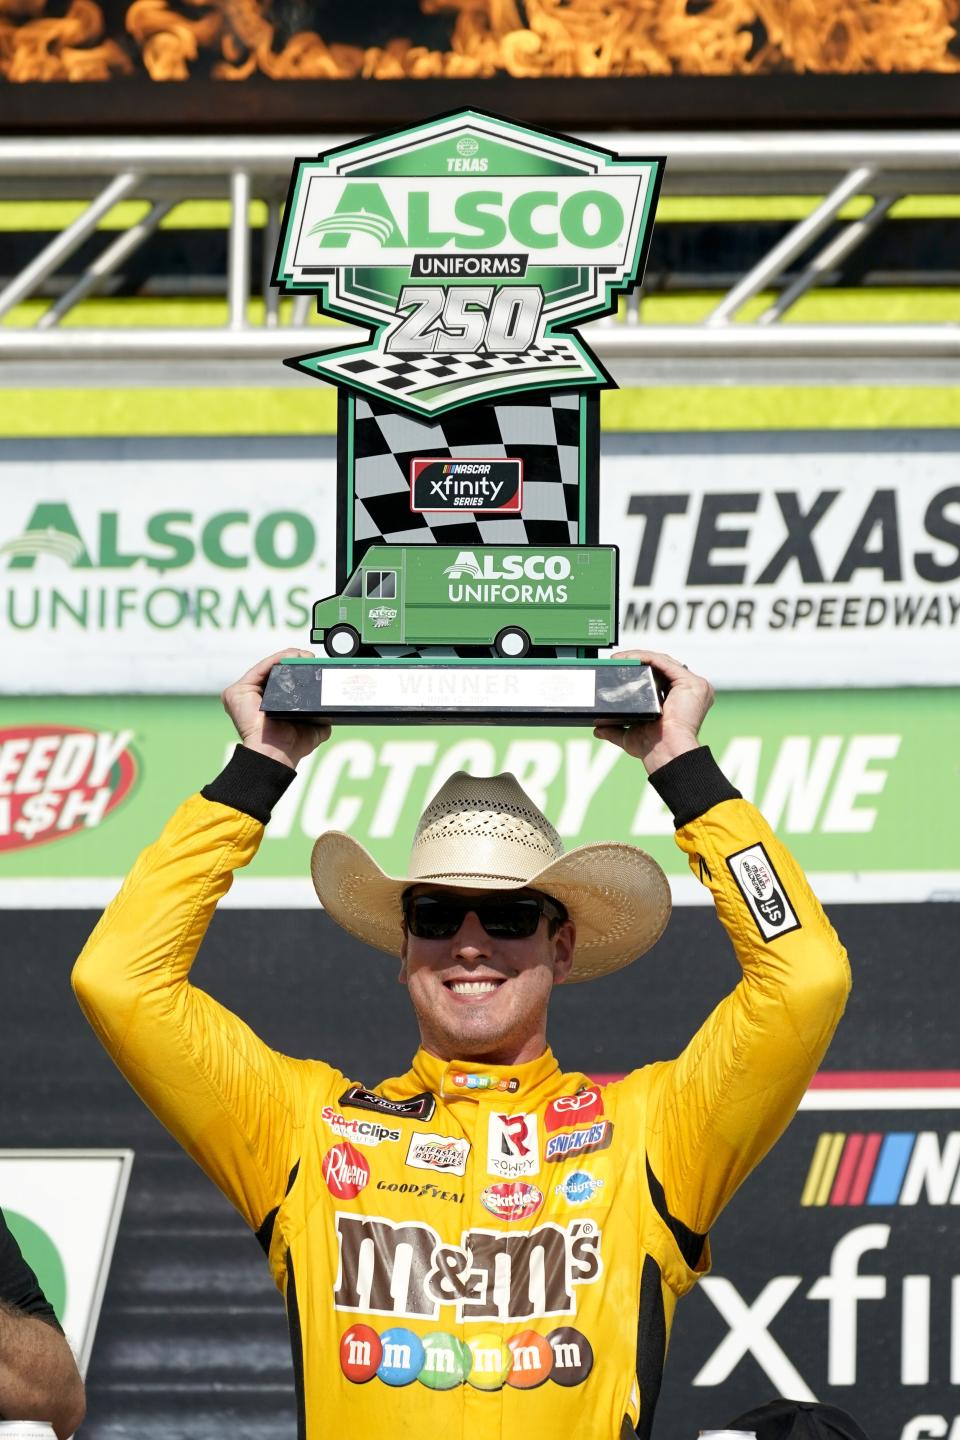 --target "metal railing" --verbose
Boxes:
[1,131,958,386]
